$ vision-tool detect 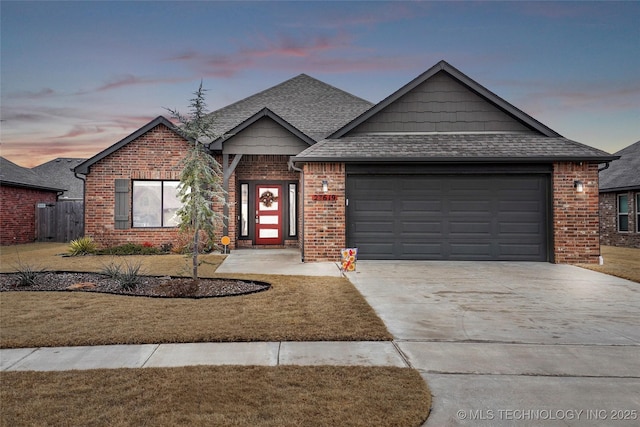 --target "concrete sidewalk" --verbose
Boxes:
[1,341,406,372]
